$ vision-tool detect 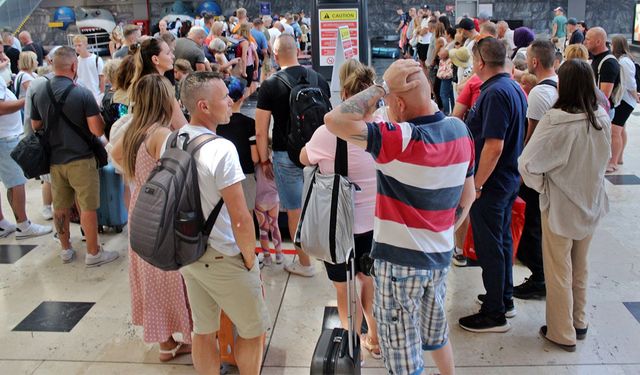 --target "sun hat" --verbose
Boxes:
[449,47,471,68]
